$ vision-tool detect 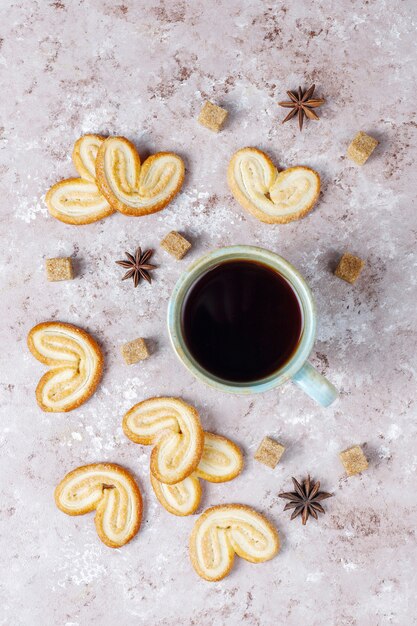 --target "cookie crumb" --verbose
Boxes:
[347,131,378,165]
[340,445,368,476]
[198,101,228,132]
[254,436,285,469]
[46,257,74,281]
[335,252,365,284]
[160,231,192,260]
[121,338,149,365]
